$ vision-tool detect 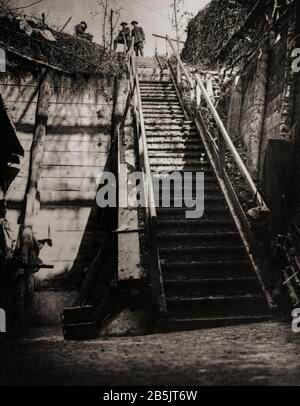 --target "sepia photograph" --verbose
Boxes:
[0,0,300,393]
